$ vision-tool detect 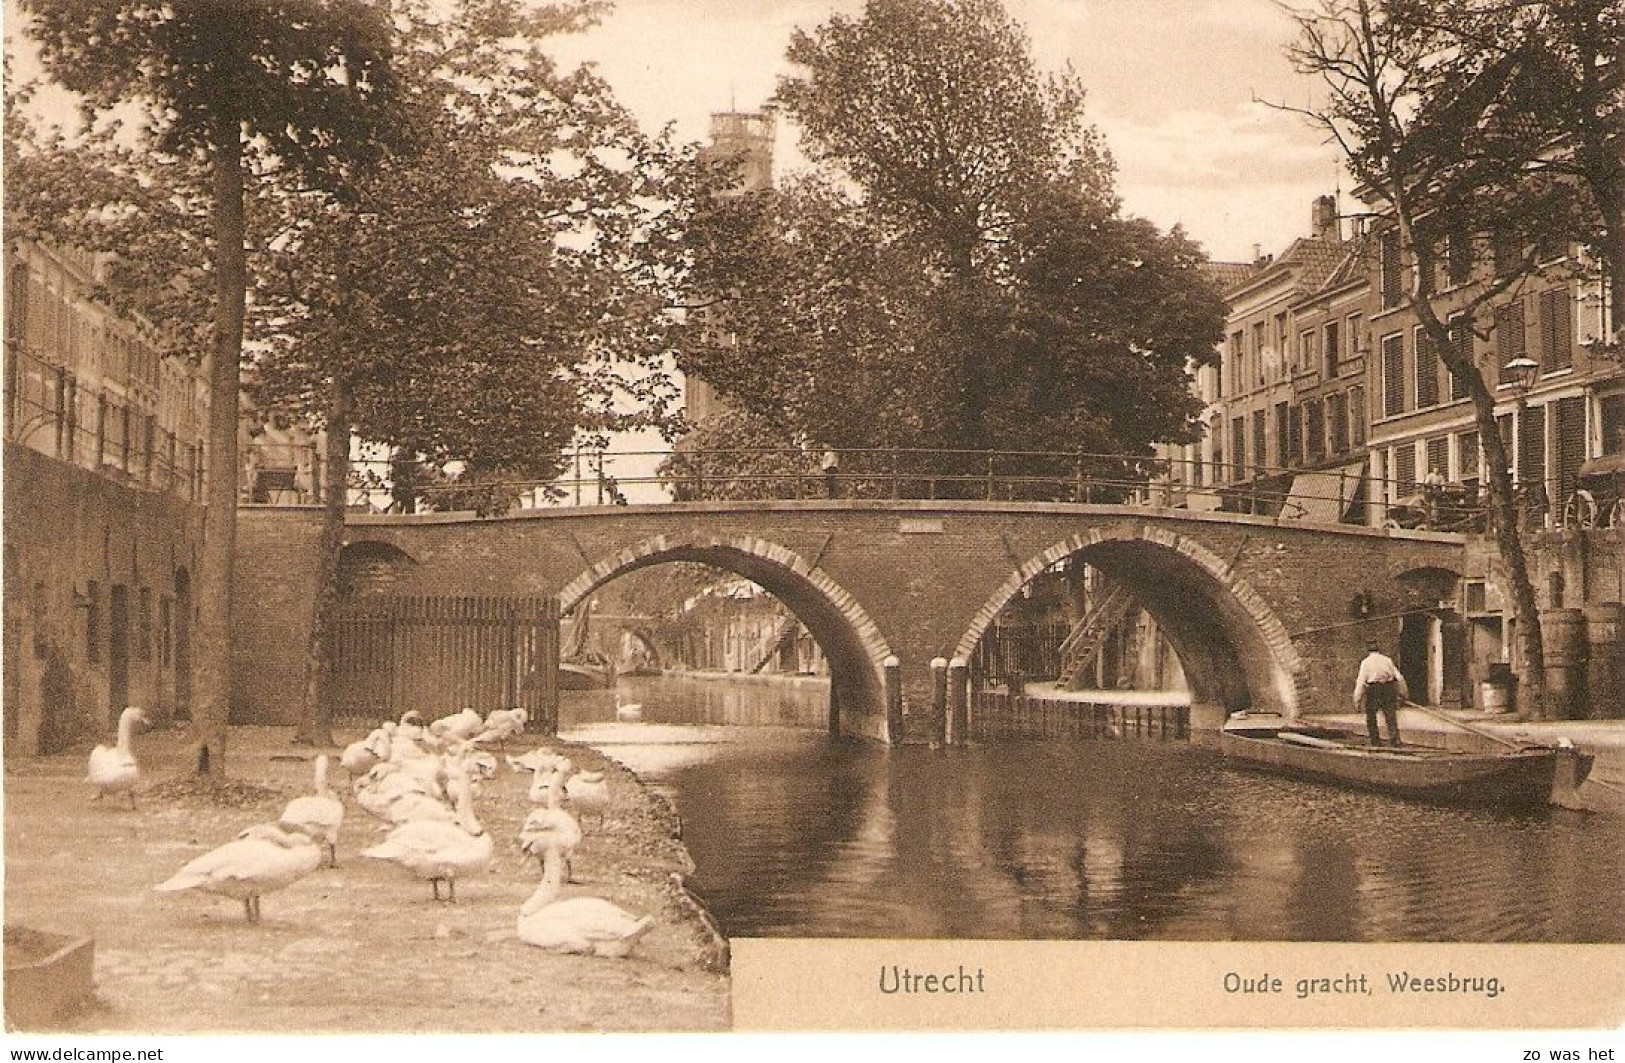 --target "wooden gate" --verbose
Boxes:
[331,595,560,733]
